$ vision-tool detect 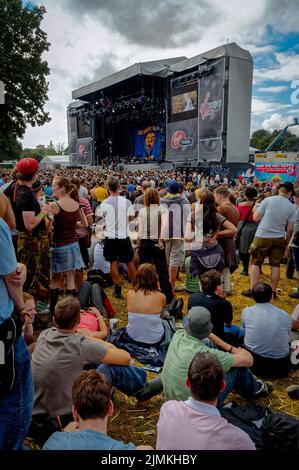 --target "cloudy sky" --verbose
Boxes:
[22,0,299,148]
